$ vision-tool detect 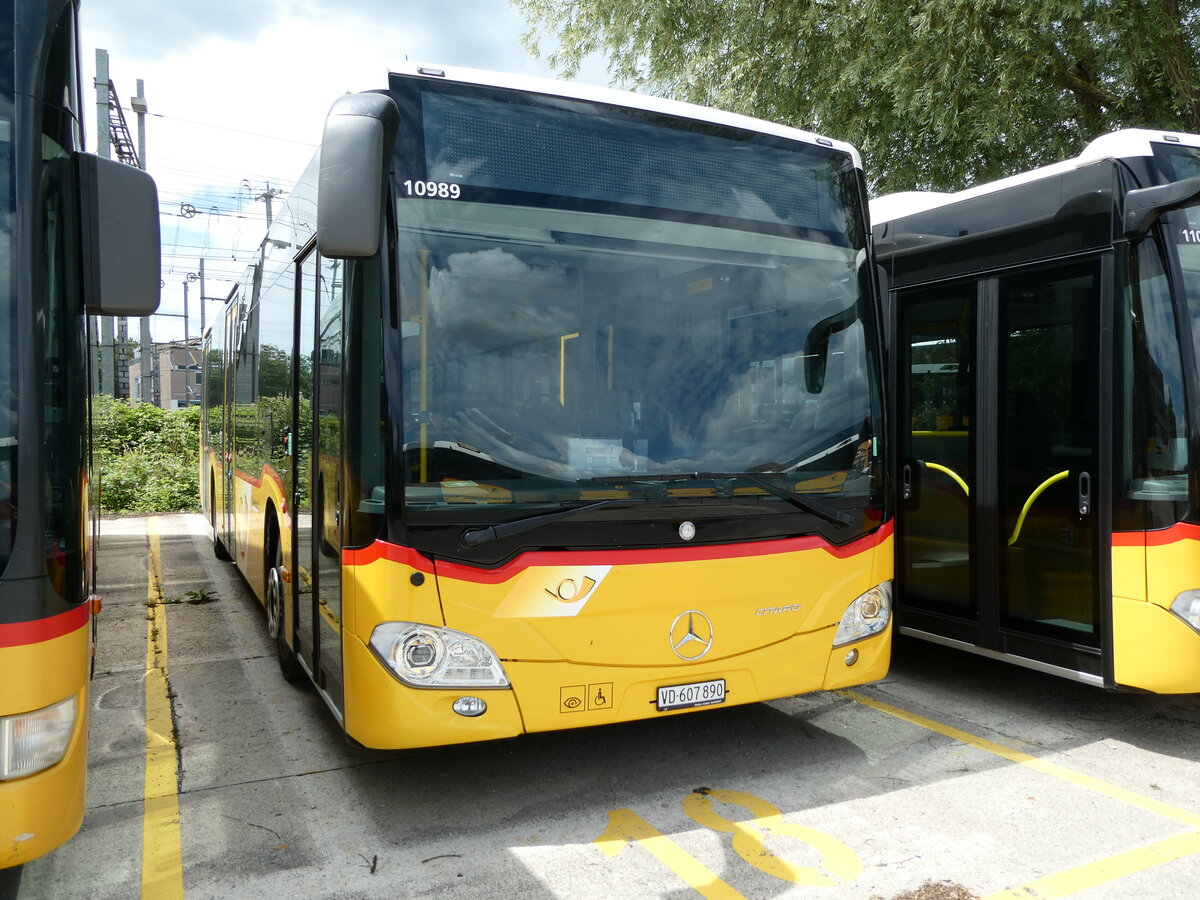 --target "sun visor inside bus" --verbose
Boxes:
[77,152,161,316]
